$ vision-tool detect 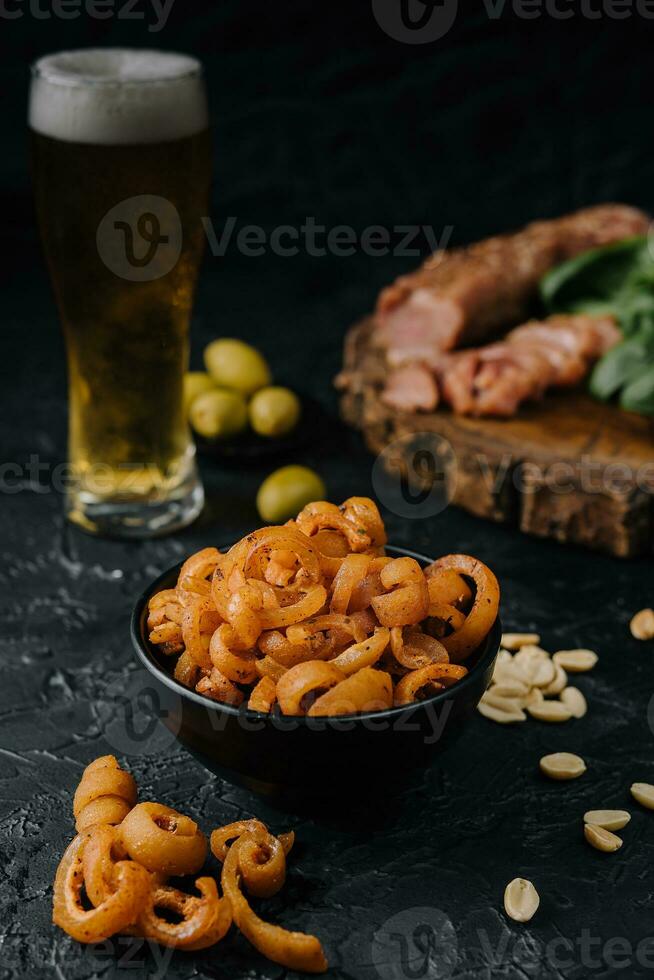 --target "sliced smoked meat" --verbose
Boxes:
[439,314,621,417]
[376,204,648,363]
